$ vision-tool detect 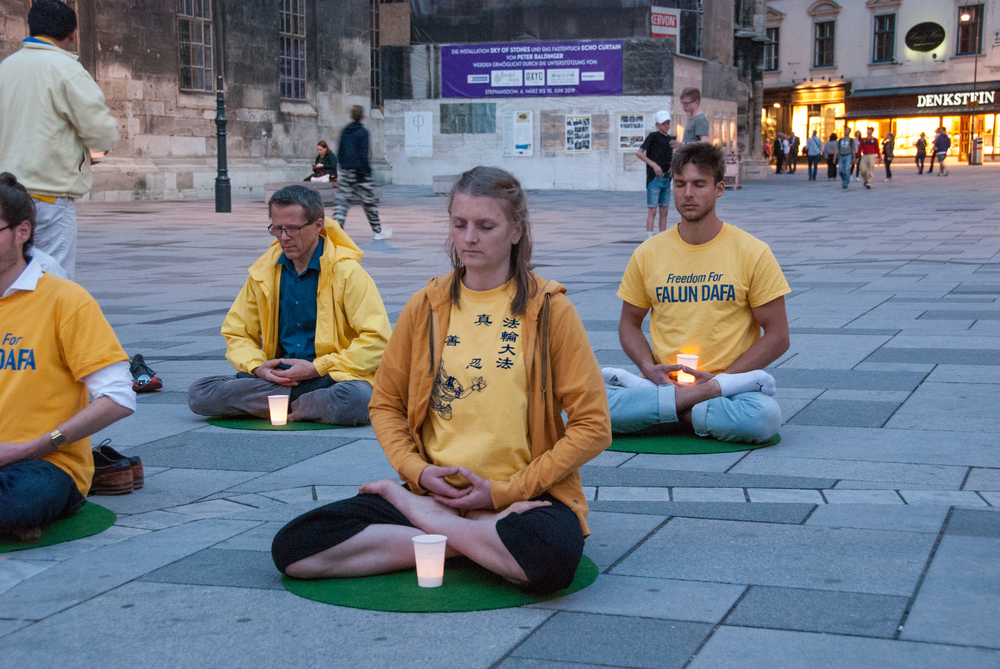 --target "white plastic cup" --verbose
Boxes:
[675,354,699,385]
[267,395,289,425]
[412,534,448,587]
